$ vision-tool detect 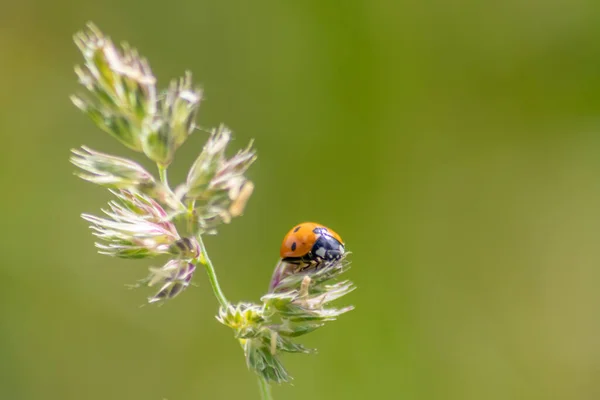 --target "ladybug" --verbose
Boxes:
[280,222,345,267]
